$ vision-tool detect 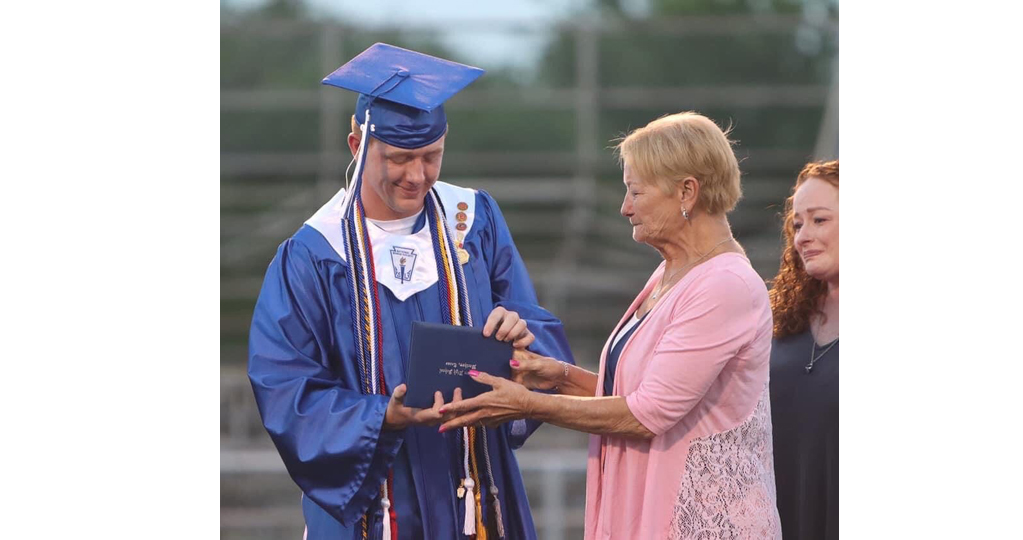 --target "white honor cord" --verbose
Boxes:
[353,220,378,393]
[381,484,391,539]
[462,426,476,535]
